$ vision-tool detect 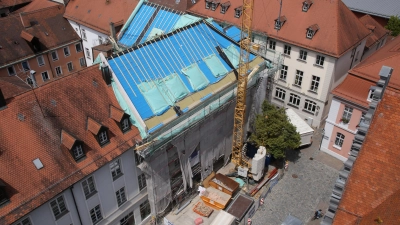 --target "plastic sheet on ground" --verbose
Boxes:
[203,54,229,78]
